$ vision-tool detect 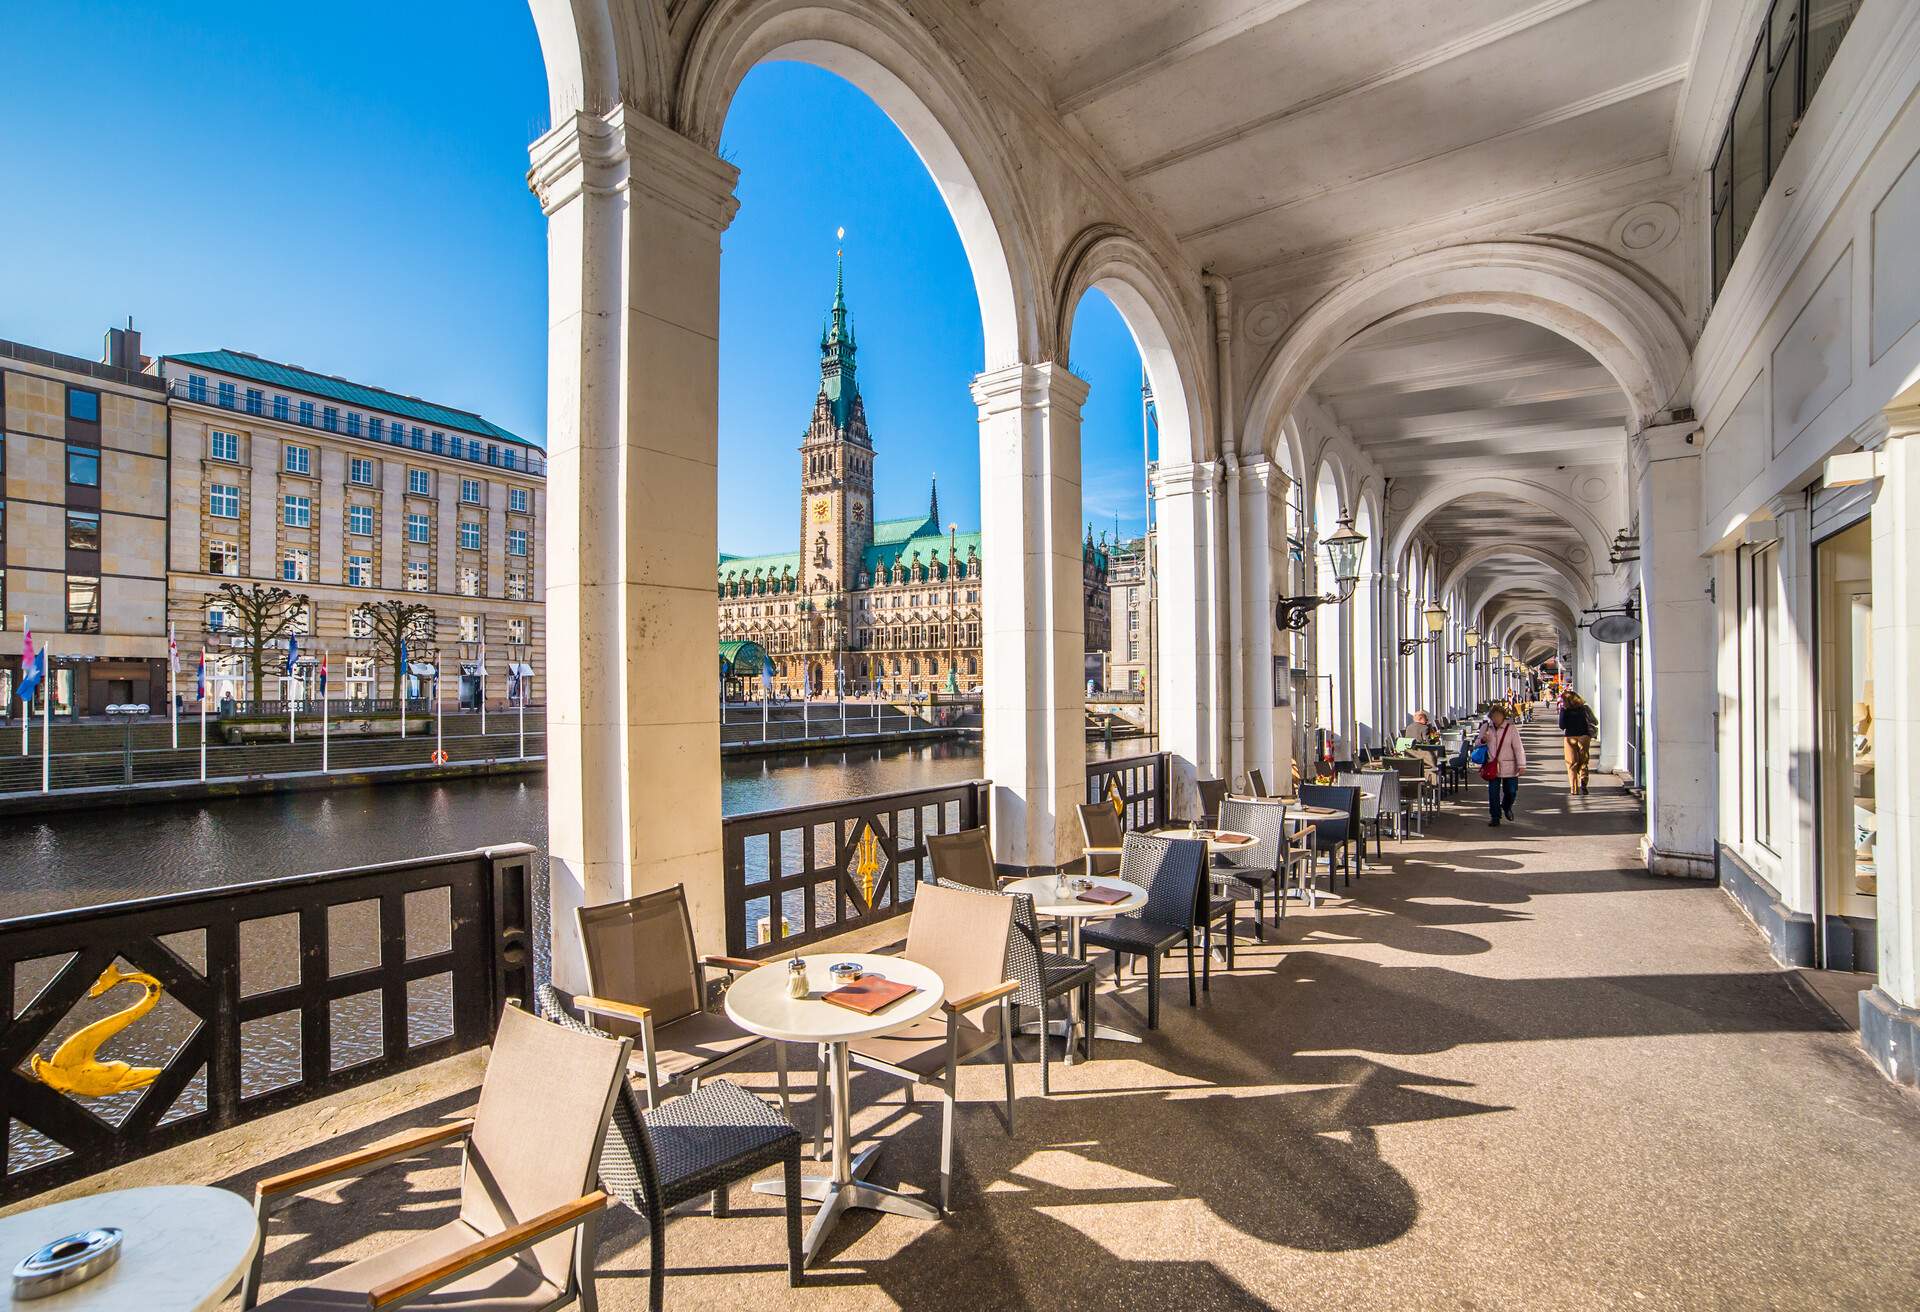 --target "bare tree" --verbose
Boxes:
[209,582,309,705]
[352,599,437,704]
